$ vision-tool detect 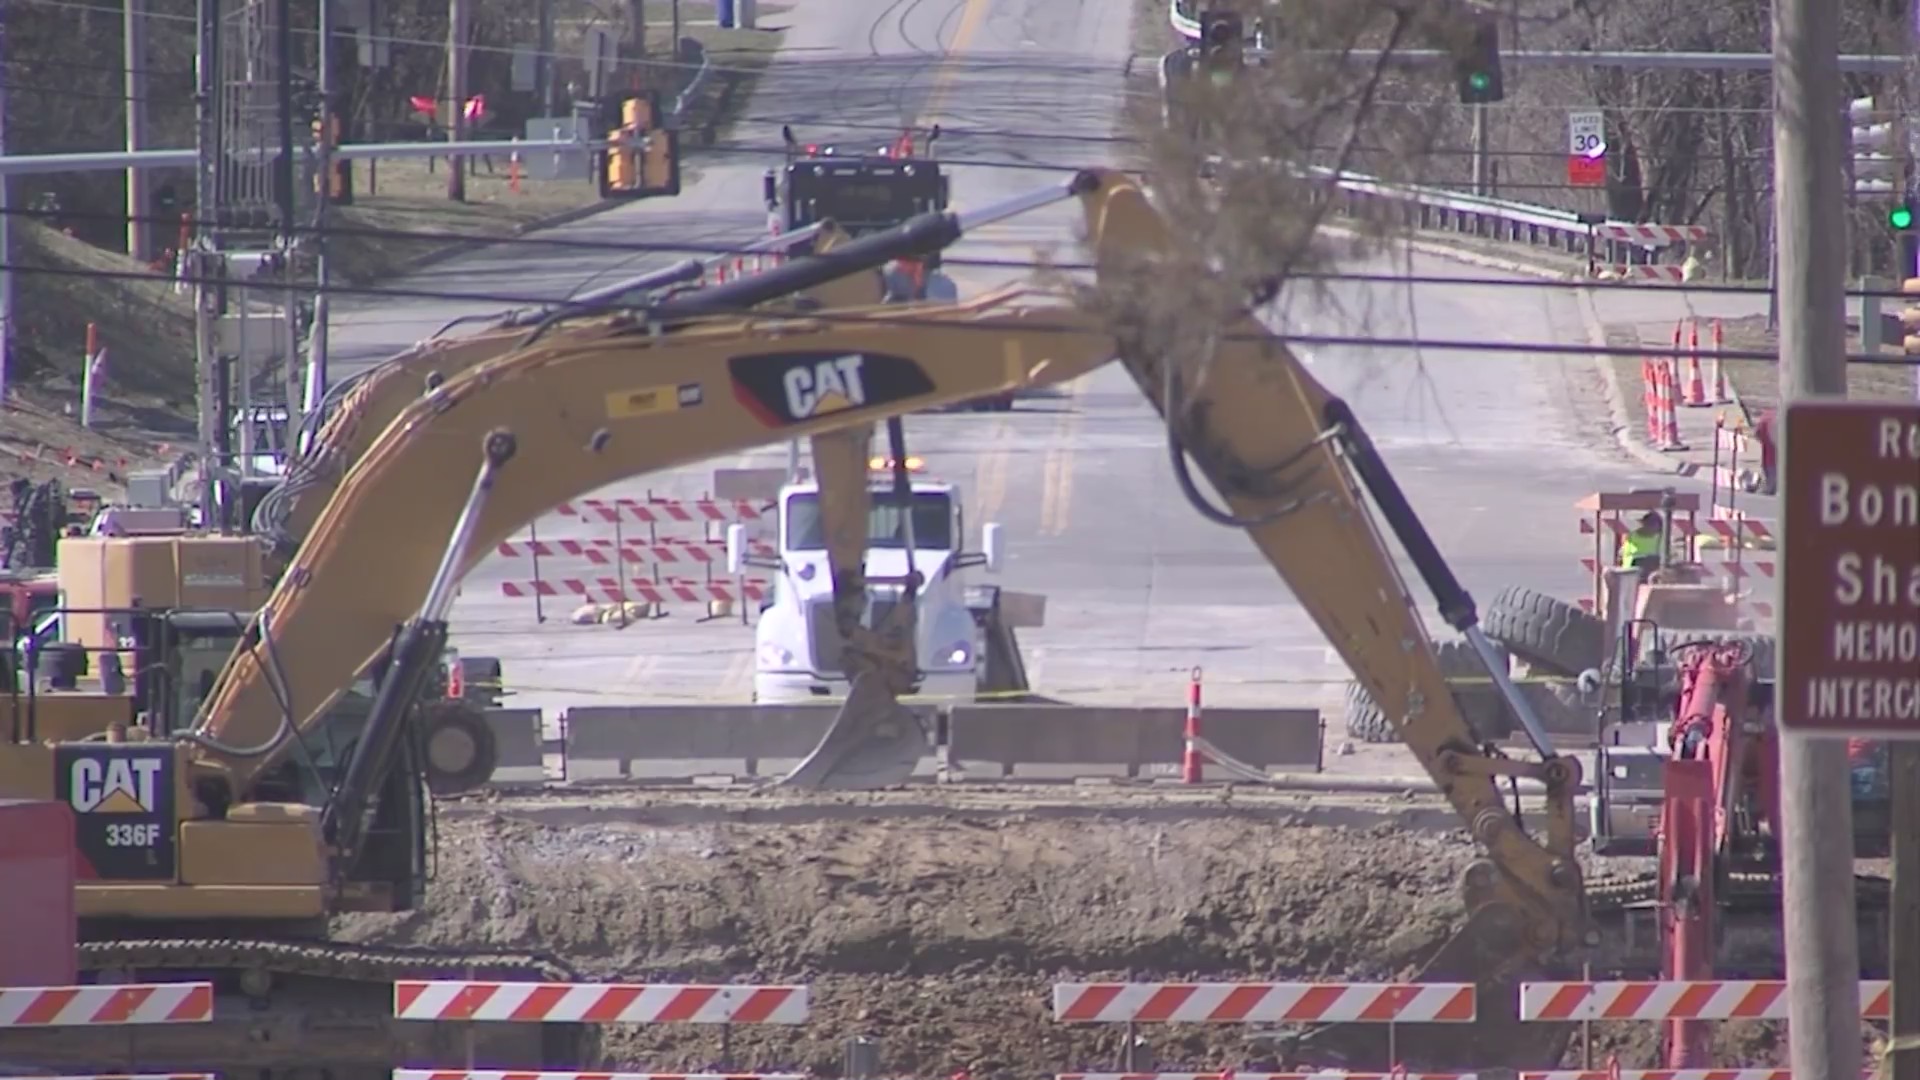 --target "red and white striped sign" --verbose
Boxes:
[554,499,768,524]
[0,983,214,1027]
[1522,1072,1794,1080]
[1052,982,1475,1024]
[499,578,767,604]
[1593,223,1712,244]
[7,1075,218,1080]
[394,1073,807,1080]
[393,982,808,1024]
[1057,1074,1477,1080]
[1520,979,1890,1021]
[495,538,773,565]
[1596,264,1688,281]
